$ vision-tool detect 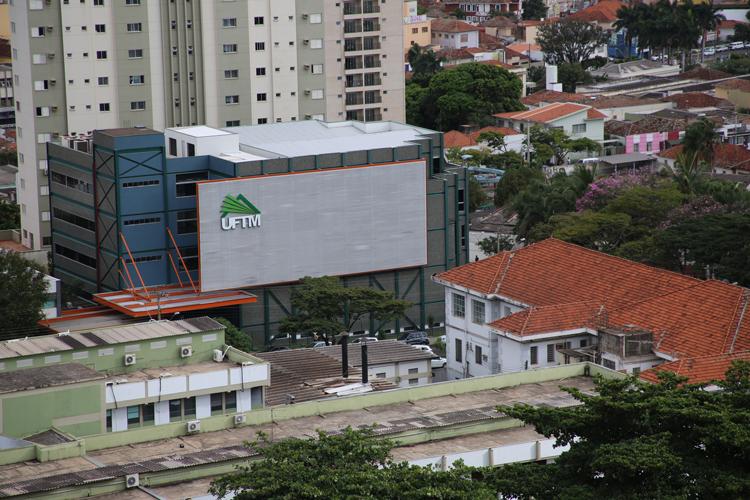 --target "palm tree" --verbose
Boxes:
[673,150,708,197]
[693,1,725,63]
[614,3,649,58]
